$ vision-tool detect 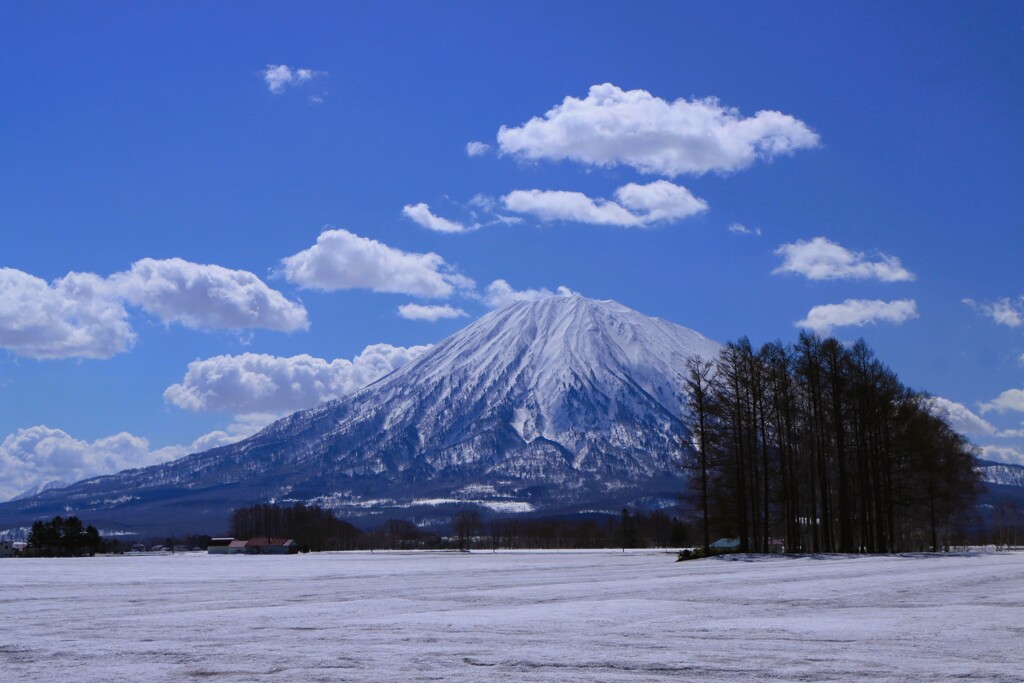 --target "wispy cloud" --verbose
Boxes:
[262,64,324,94]
[397,303,468,321]
[729,223,761,236]
[796,299,918,334]
[402,203,475,234]
[963,297,1024,328]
